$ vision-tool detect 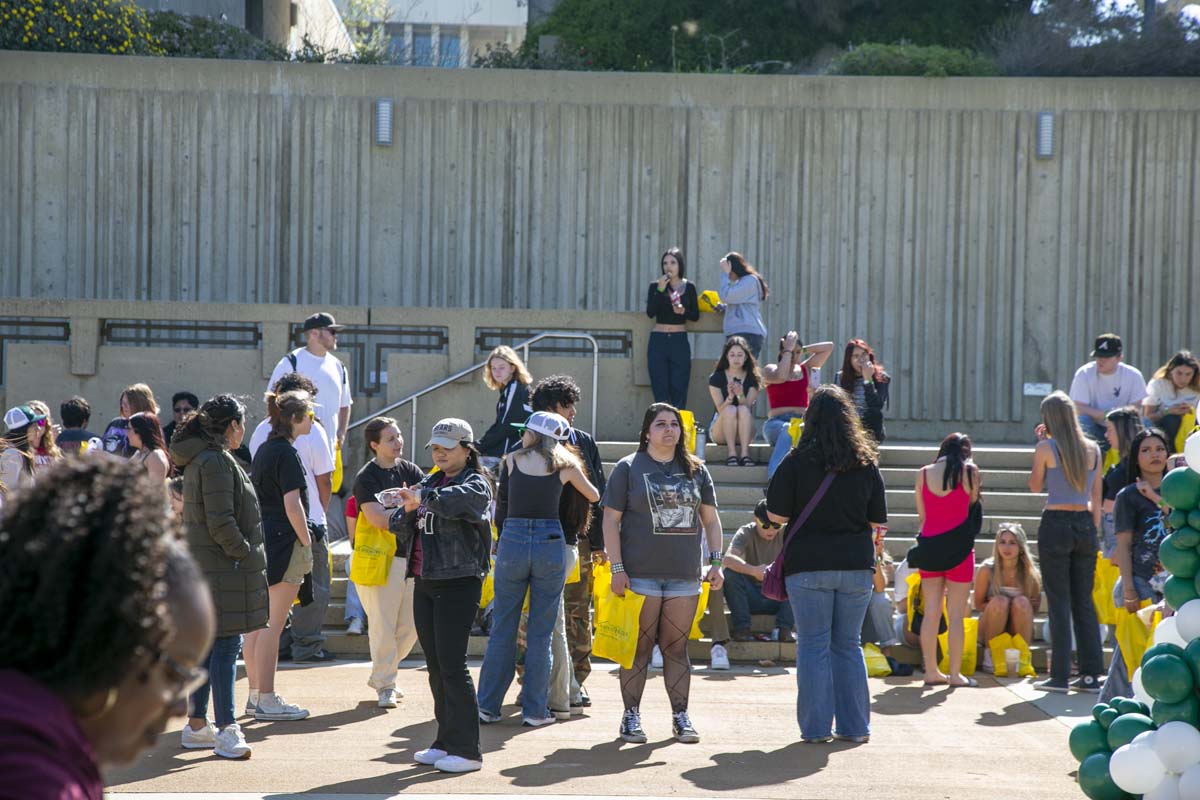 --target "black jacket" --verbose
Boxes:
[390,467,493,581]
[478,381,532,457]
[836,371,891,443]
